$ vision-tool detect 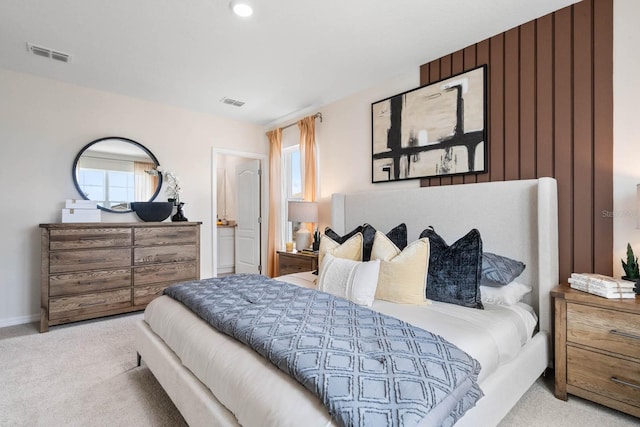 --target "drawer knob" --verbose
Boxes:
[610,329,640,340]
[610,376,640,391]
